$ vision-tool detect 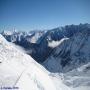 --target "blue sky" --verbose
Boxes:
[0,0,90,31]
